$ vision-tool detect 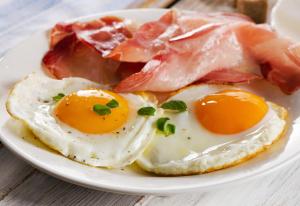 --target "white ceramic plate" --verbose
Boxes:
[271,0,300,42]
[1,8,300,195]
